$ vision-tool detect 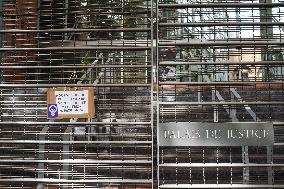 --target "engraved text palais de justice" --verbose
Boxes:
[164,129,270,139]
